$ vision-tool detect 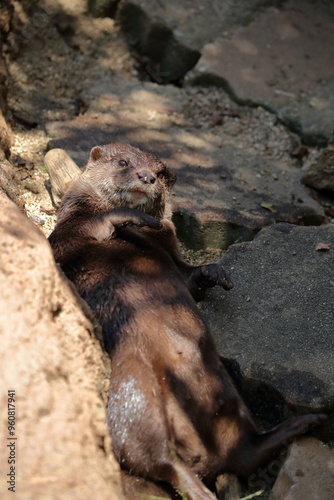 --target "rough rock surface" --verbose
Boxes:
[302,136,334,193]
[115,0,278,82]
[0,193,122,500]
[187,0,334,145]
[199,223,334,421]
[0,158,23,207]
[46,75,326,250]
[270,438,334,500]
